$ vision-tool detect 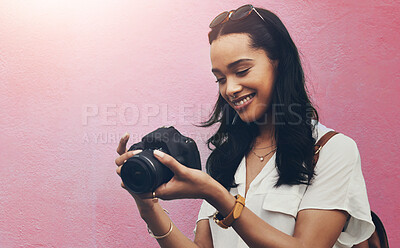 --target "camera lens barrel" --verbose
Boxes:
[120,149,173,194]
